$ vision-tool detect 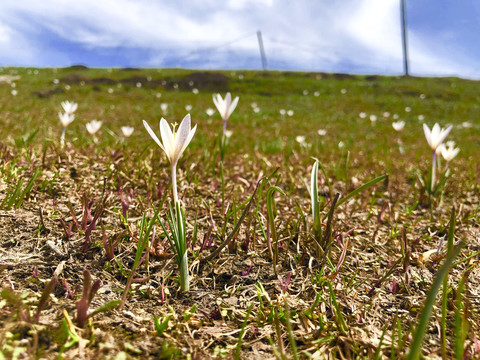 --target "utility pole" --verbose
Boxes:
[256,30,268,71]
[400,0,409,76]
